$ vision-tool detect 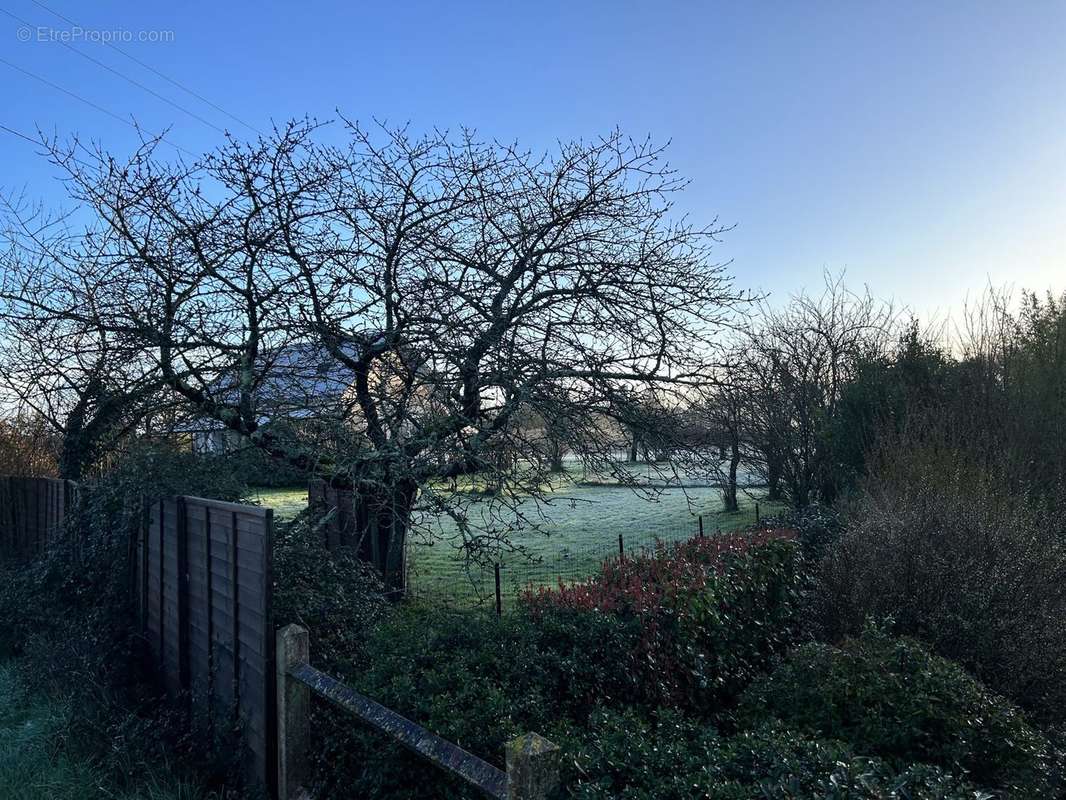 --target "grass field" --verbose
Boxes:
[0,663,208,800]
[250,466,780,607]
